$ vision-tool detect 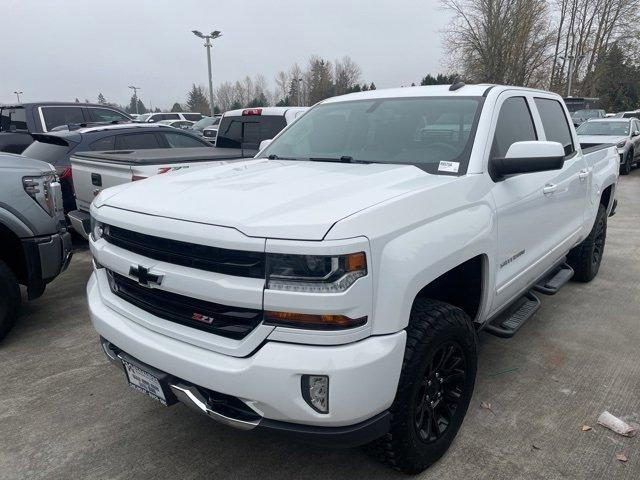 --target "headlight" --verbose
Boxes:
[90,218,108,242]
[23,172,59,216]
[266,252,367,293]
[616,140,627,148]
